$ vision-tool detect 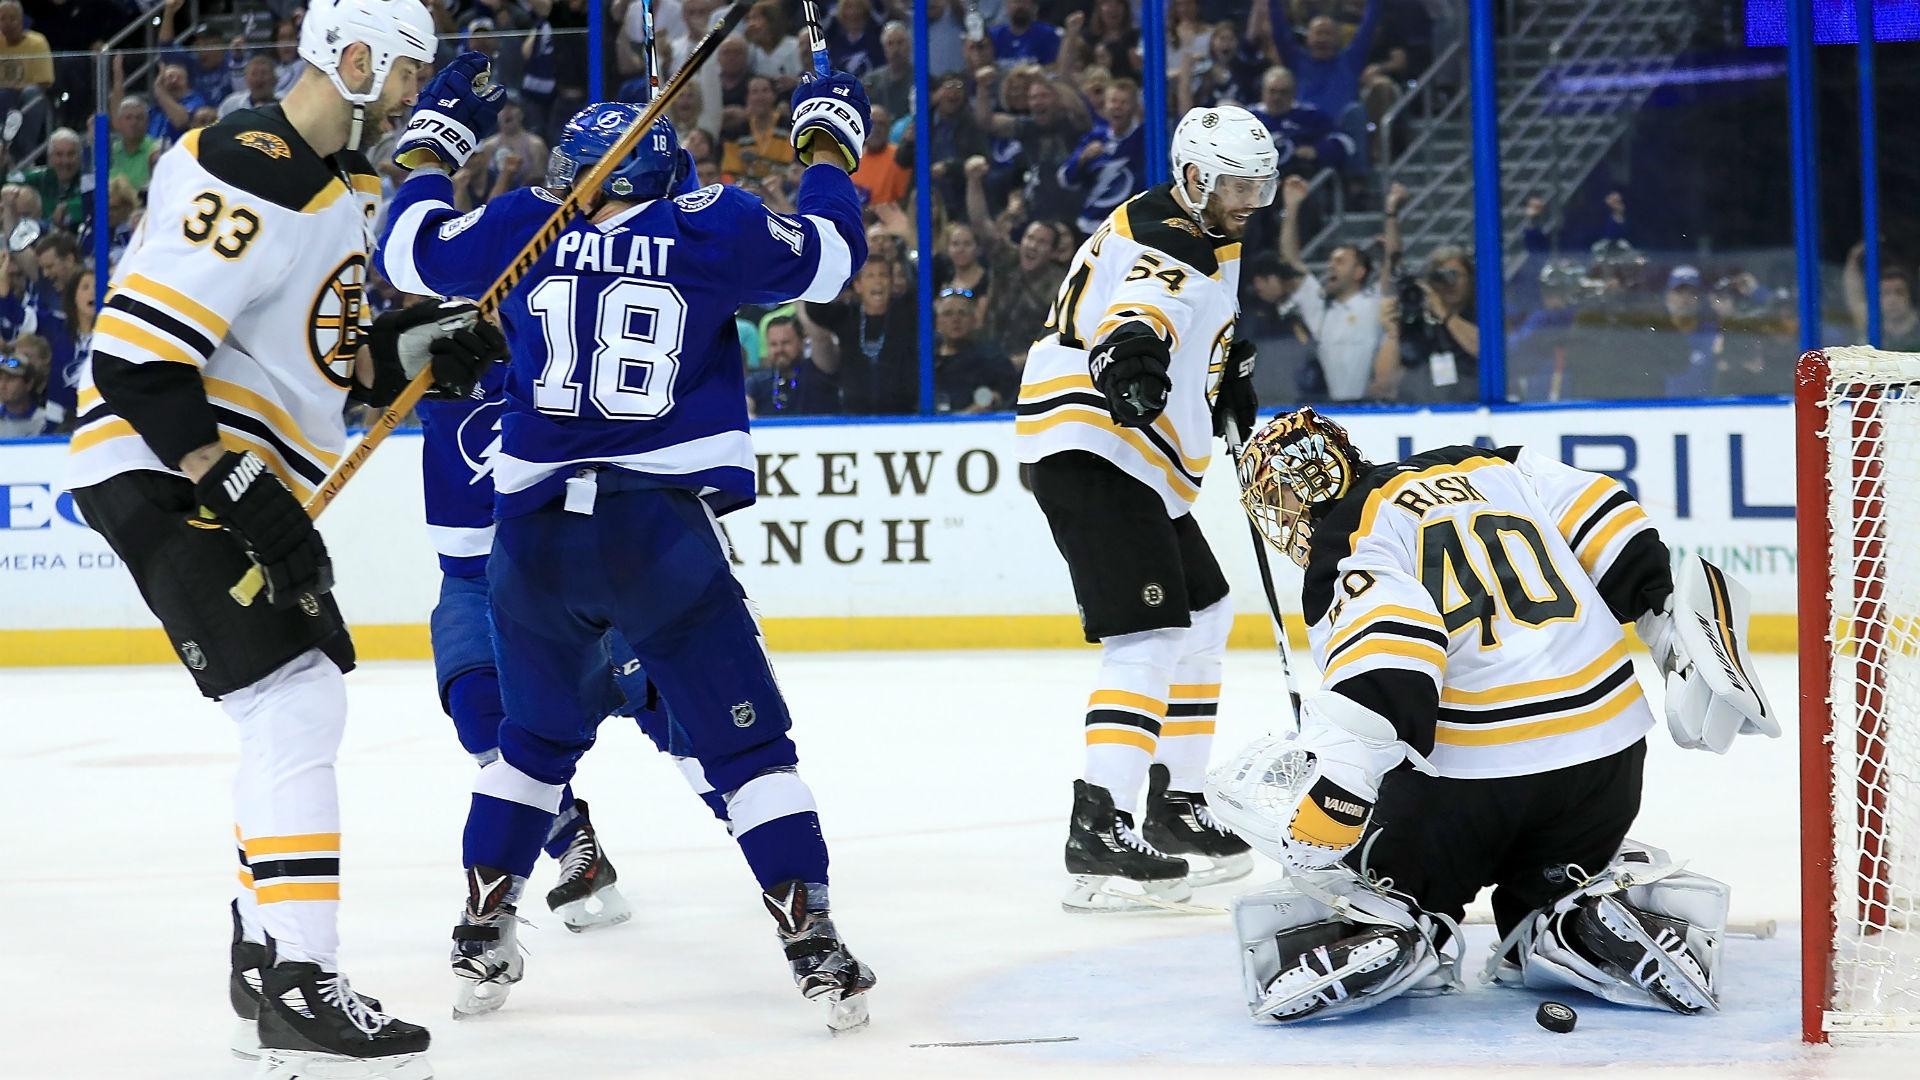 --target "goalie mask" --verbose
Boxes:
[1239,408,1372,567]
